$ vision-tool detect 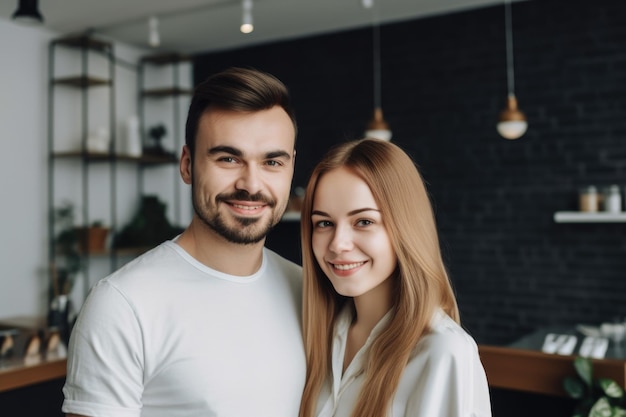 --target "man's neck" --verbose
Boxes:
[176,220,265,276]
